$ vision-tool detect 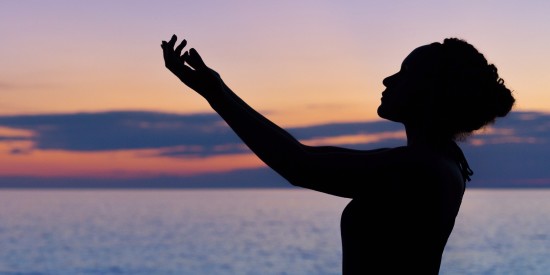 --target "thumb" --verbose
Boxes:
[187,48,208,71]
